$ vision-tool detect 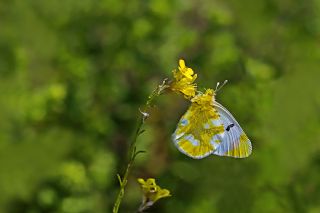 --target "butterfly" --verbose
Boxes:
[172,81,252,159]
